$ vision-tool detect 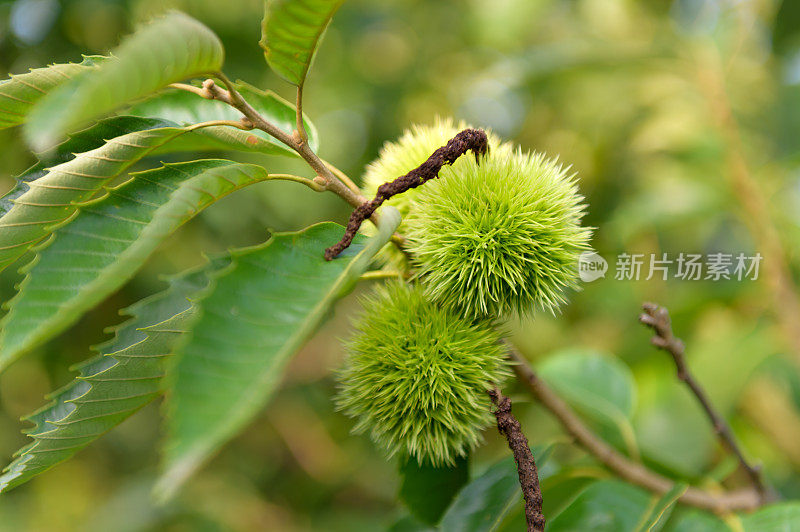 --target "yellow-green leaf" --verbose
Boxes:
[25,12,224,149]
[260,0,344,85]
[0,55,106,130]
